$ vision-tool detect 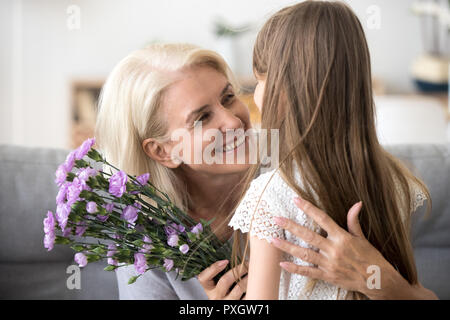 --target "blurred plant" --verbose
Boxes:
[213,18,251,38]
